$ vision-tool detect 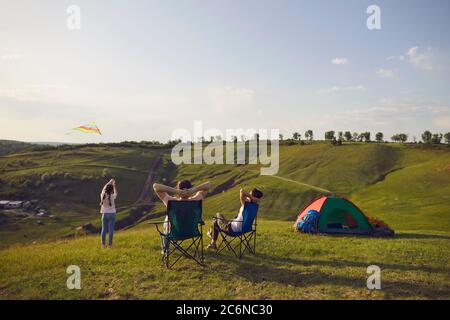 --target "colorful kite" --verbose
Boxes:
[68,123,102,135]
